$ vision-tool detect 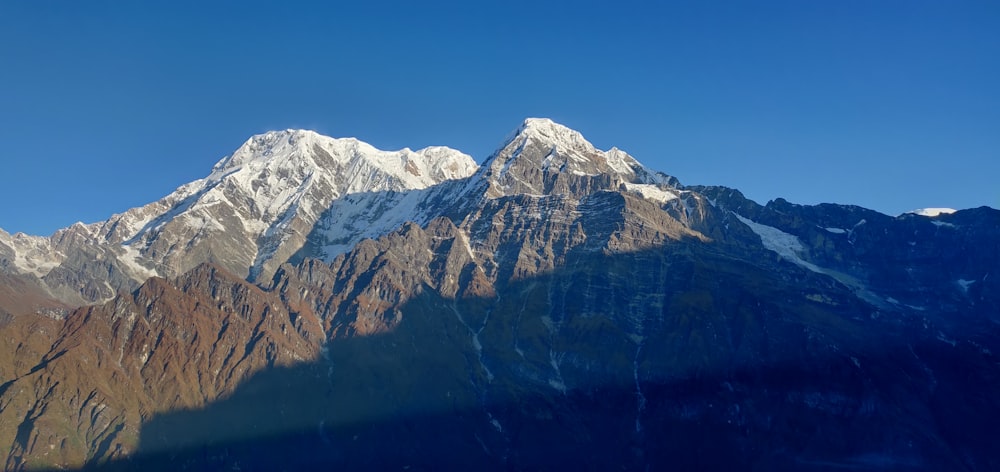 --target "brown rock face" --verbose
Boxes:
[0,273,70,324]
[0,264,322,470]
